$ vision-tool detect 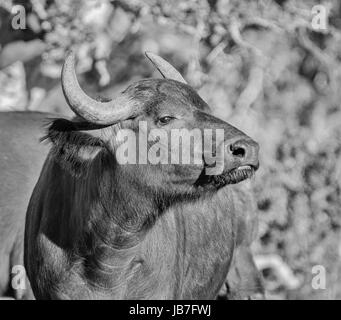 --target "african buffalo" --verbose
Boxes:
[0,52,263,299]
[22,51,262,300]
